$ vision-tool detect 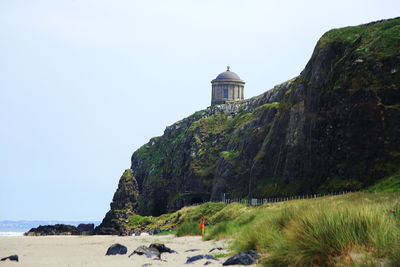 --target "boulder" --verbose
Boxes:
[105,243,128,255]
[118,231,129,236]
[149,243,176,254]
[130,245,160,259]
[77,223,94,235]
[147,228,161,235]
[1,255,18,262]
[222,250,259,266]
